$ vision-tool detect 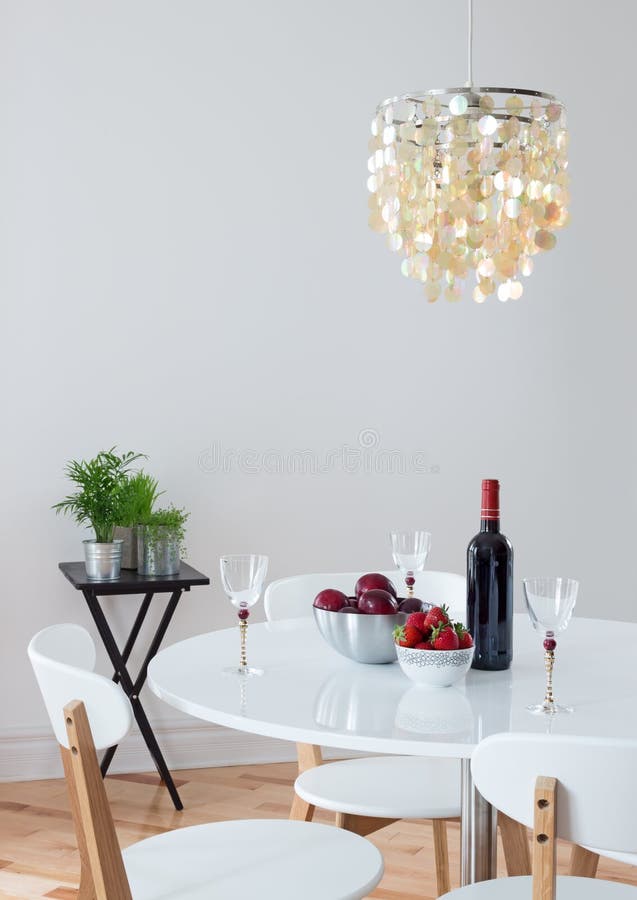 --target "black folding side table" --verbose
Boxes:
[59,561,210,811]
